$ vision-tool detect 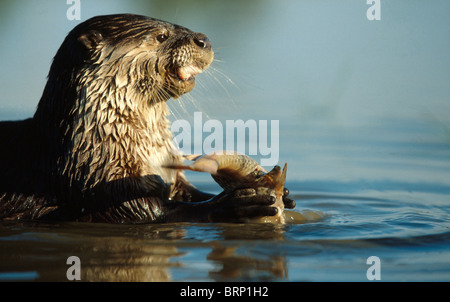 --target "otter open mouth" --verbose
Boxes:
[176,64,204,81]
[164,64,205,98]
